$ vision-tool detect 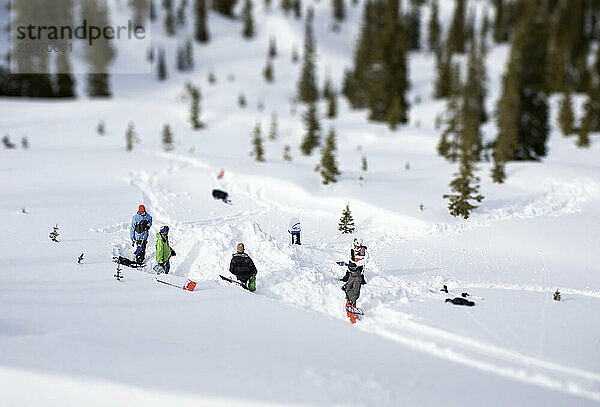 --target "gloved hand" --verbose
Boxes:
[171,249,176,256]
[341,284,347,291]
